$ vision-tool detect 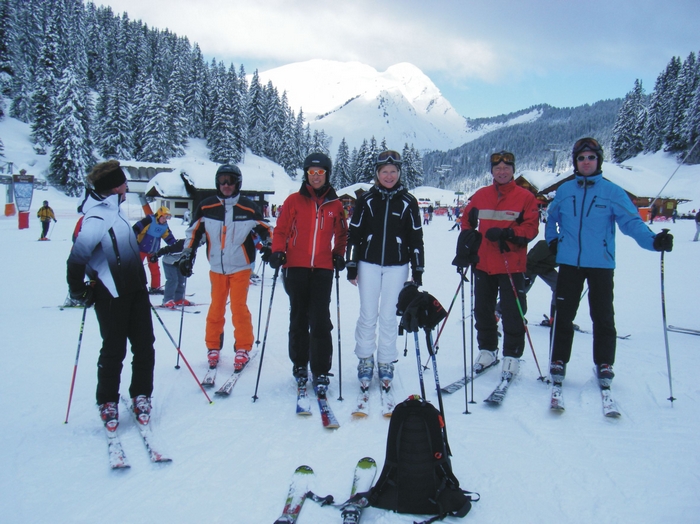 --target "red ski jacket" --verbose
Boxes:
[272,184,347,270]
[460,180,539,275]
